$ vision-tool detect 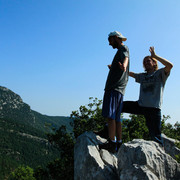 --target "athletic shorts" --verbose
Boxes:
[102,90,123,122]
